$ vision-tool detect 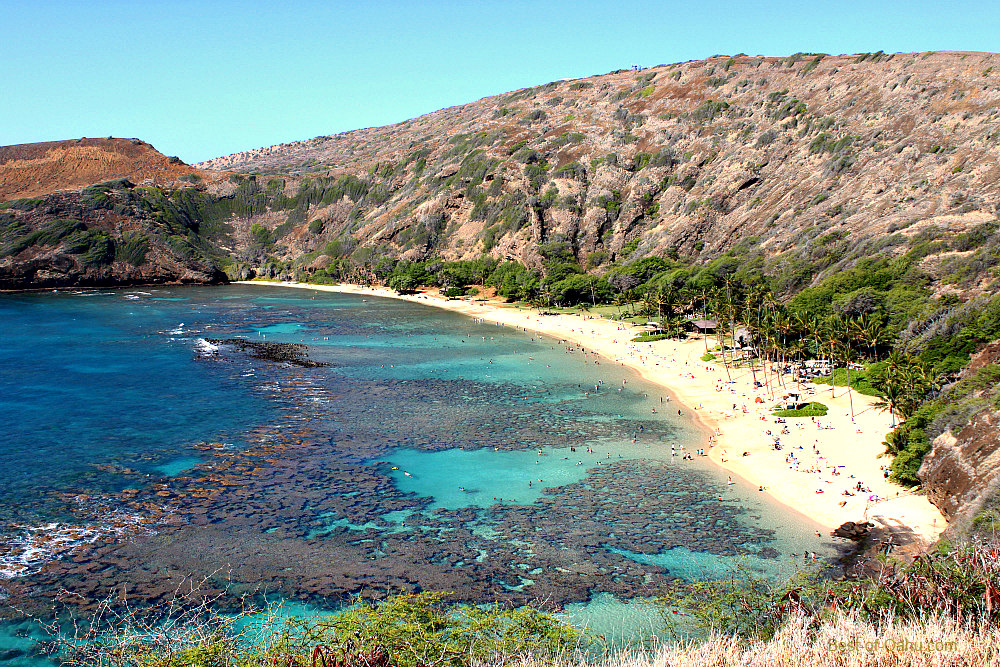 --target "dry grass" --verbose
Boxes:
[505,612,999,667]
